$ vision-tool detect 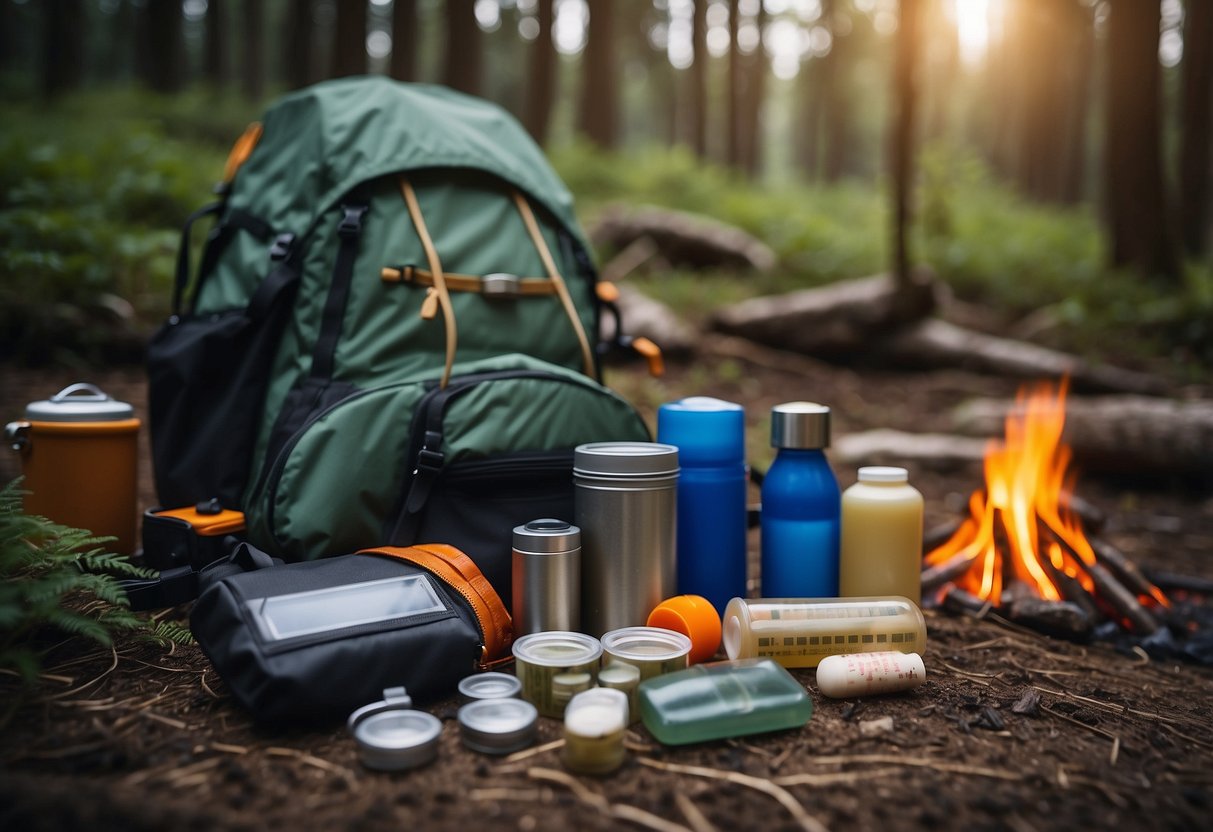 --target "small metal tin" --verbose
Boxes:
[458,671,523,703]
[513,631,603,718]
[458,698,539,755]
[601,626,692,681]
[347,687,442,771]
[512,519,581,636]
